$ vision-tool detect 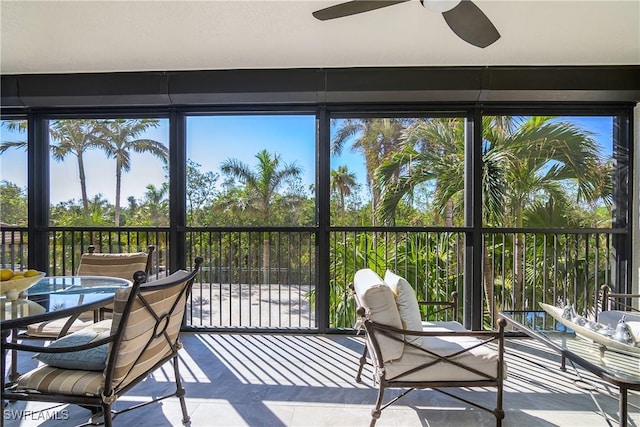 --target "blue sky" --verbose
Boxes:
[187,115,318,190]
[0,115,614,205]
